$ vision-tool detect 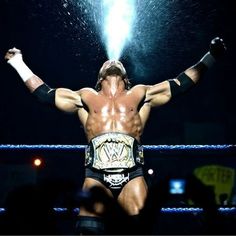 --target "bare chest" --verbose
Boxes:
[86,94,137,114]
